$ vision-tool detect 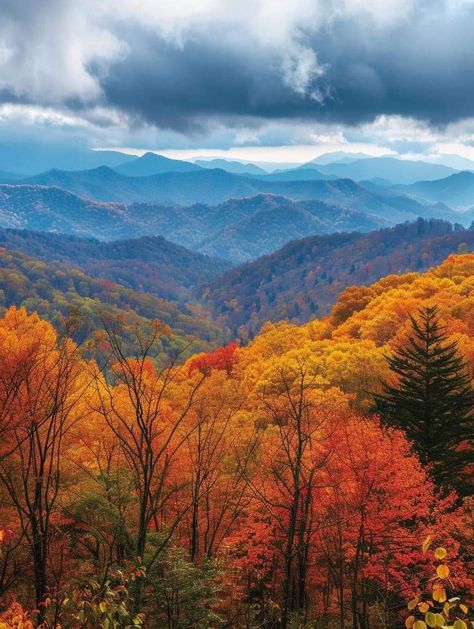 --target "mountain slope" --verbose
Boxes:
[0,185,386,261]
[194,159,267,175]
[0,247,225,358]
[204,219,474,337]
[0,184,467,263]
[21,167,465,224]
[194,195,387,262]
[115,152,202,176]
[314,157,458,184]
[0,229,231,302]
[0,184,142,238]
[398,171,474,208]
